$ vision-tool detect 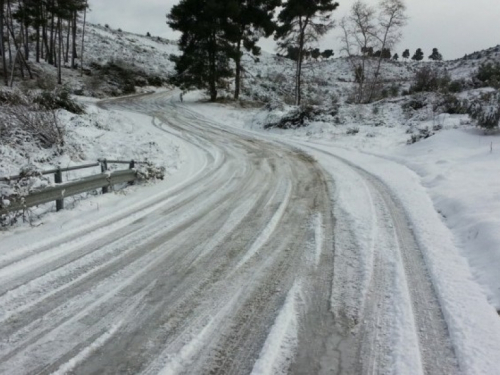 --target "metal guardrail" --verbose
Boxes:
[0,159,144,215]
